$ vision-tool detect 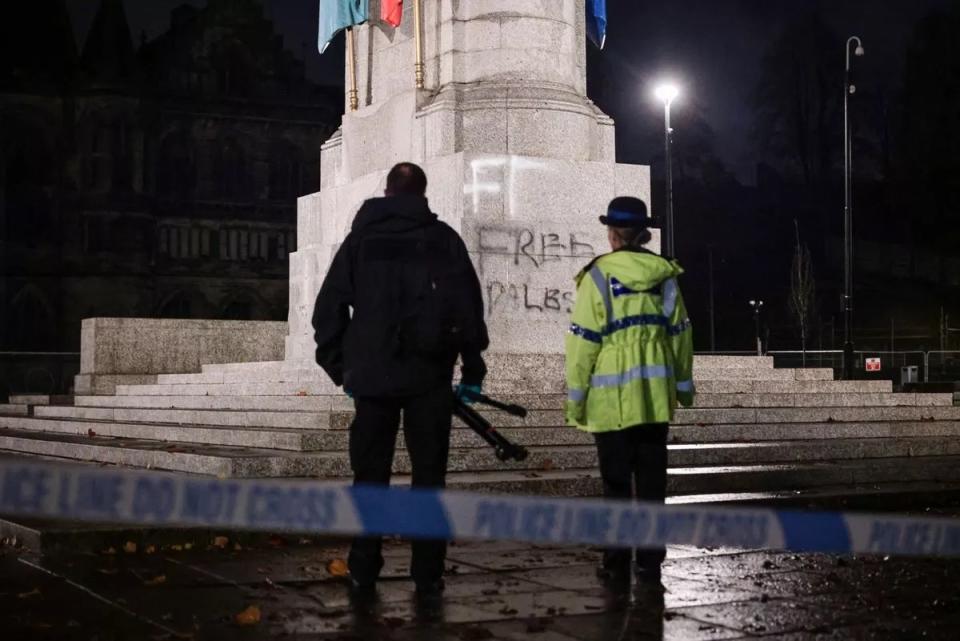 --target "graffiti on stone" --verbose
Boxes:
[475,225,599,318]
